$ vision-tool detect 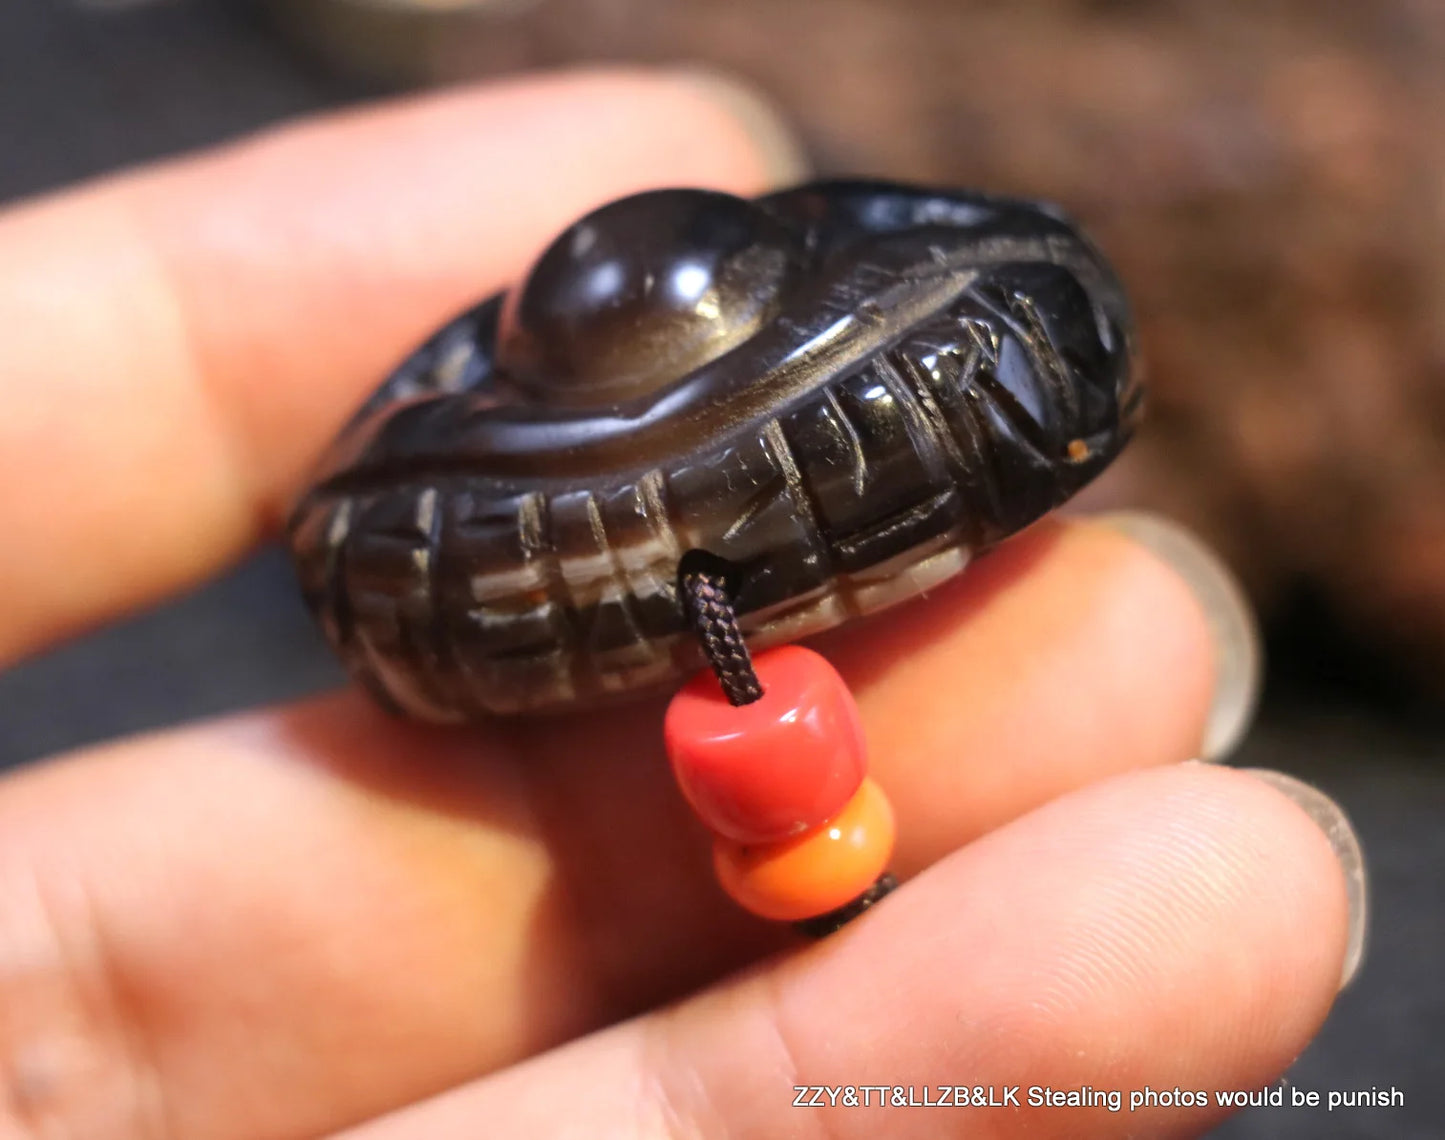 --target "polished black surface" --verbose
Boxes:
[500,188,797,404]
[292,181,1139,715]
